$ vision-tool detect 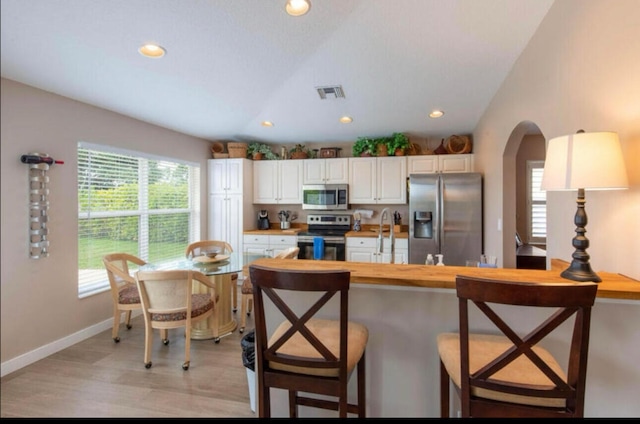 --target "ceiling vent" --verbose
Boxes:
[316,85,345,99]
